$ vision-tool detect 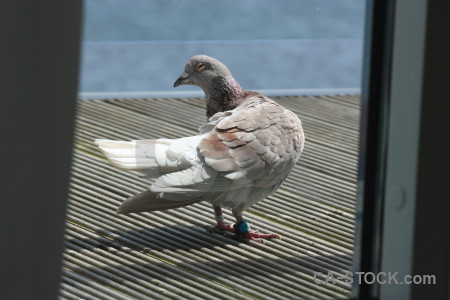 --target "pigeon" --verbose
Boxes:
[95,55,305,242]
